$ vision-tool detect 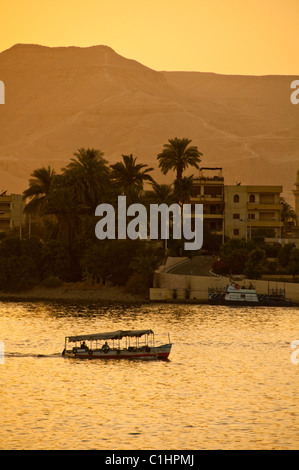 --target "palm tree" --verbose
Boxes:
[110,154,154,203]
[44,187,86,247]
[280,197,297,222]
[62,148,110,211]
[145,182,175,206]
[130,244,163,287]
[280,197,297,236]
[157,137,202,181]
[173,175,193,206]
[23,166,57,215]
